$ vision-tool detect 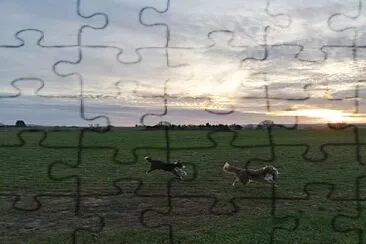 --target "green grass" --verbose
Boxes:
[0,127,365,243]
